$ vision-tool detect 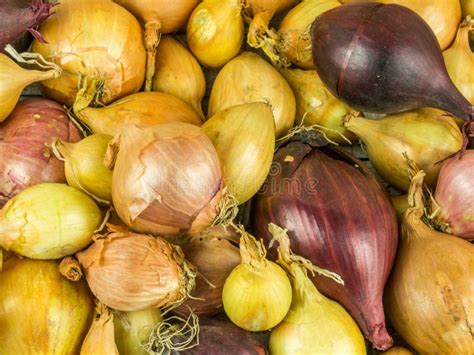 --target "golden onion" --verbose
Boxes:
[222,228,292,331]
[32,0,146,106]
[202,102,275,204]
[81,302,119,355]
[244,0,297,16]
[209,52,296,138]
[391,194,409,220]
[380,347,414,355]
[461,0,474,17]
[153,36,206,118]
[0,183,101,259]
[75,92,203,136]
[0,257,94,354]
[187,0,244,68]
